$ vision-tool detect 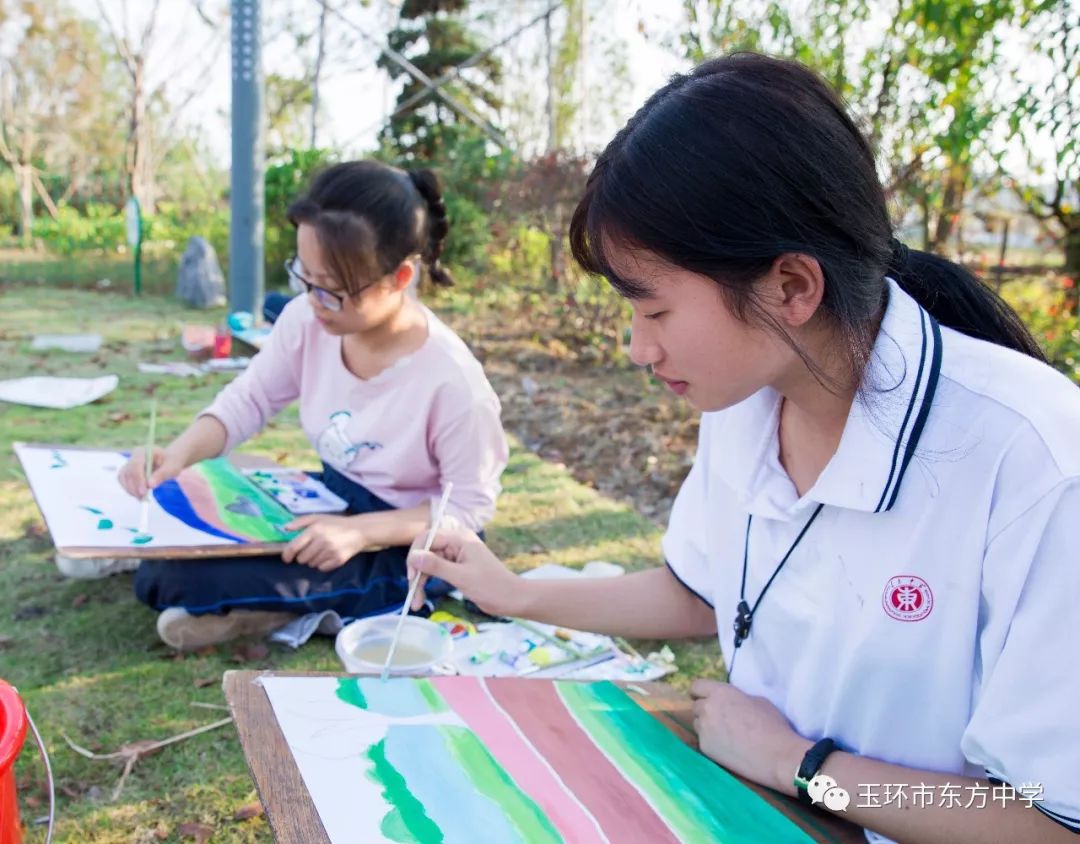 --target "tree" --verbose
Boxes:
[497,151,591,286]
[93,0,162,212]
[0,0,120,243]
[1009,1,1079,289]
[661,0,1036,253]
[265,73,315,153]
[495,1,631,283]
[880,0,1031,252]
[258,0,362,155]
[378,0,503,162]
[264,147,335,287]
[539,0,586,282]
[310,0,328,148]
[91,0,225,214]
